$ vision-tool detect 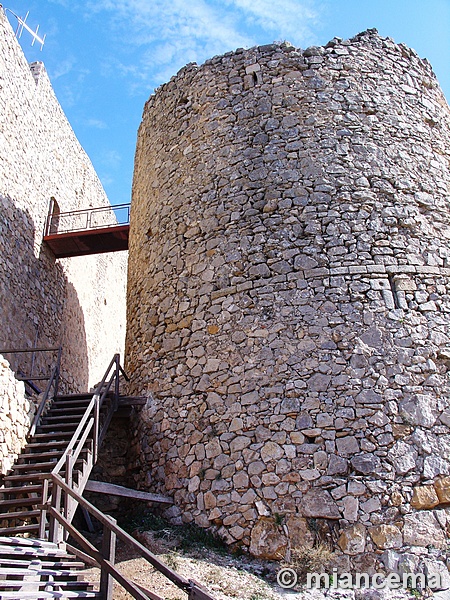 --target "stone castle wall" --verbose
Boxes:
[0,9,127,394]
[0,354,34,476]
[127,30,450,573]
[0,10,127,471]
